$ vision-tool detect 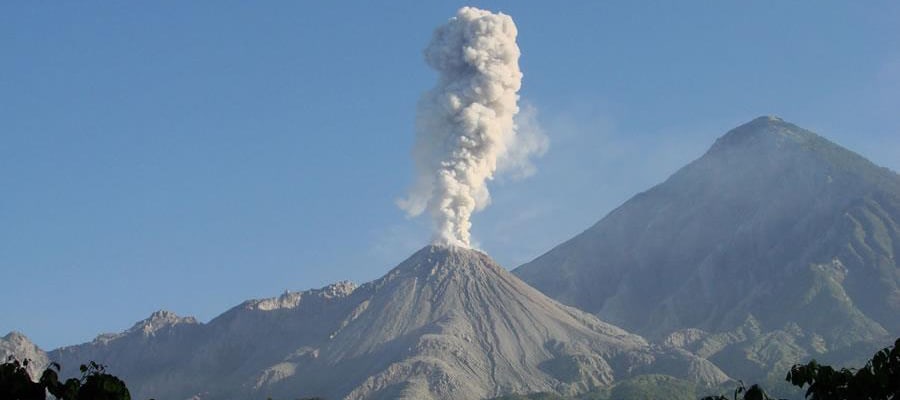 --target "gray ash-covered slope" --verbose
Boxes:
[515,116,900,380]
[47,246,726,400]
[305,245,725,400]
